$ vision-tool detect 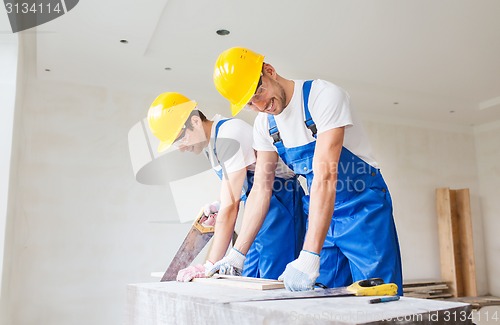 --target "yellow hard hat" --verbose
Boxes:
[213,47,264,116]
[147,92,197,152]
